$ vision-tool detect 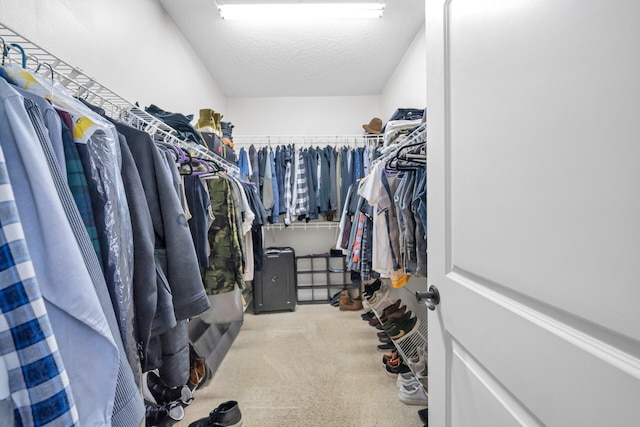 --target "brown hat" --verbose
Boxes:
[363,117,383,134]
